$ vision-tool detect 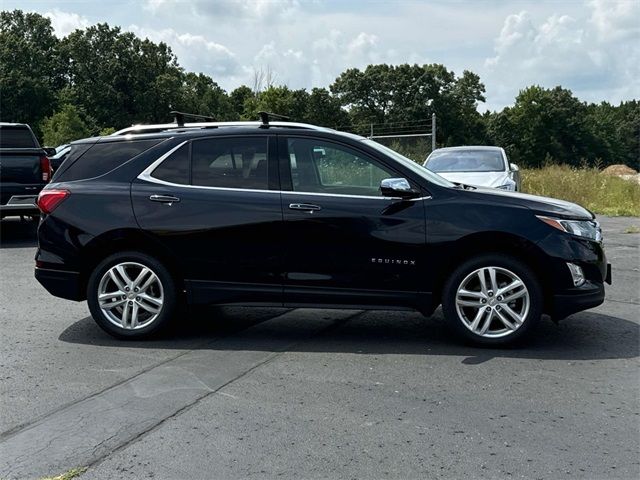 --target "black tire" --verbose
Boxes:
[442,254,542,346]
[87,251,177,339]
